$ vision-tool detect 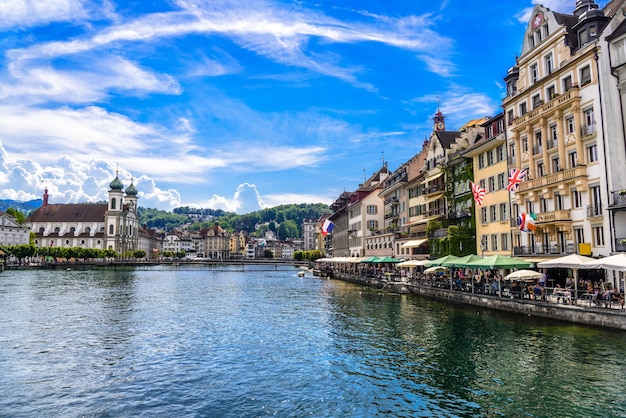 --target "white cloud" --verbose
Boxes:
[0,143,181,210]
[0,0,90,30]
[194,183,265,214]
